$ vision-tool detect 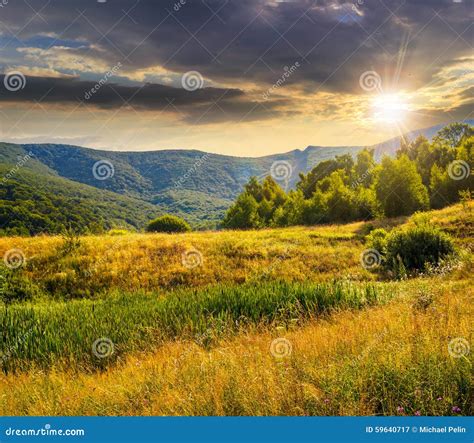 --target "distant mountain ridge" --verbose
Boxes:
[1,121,470,231]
